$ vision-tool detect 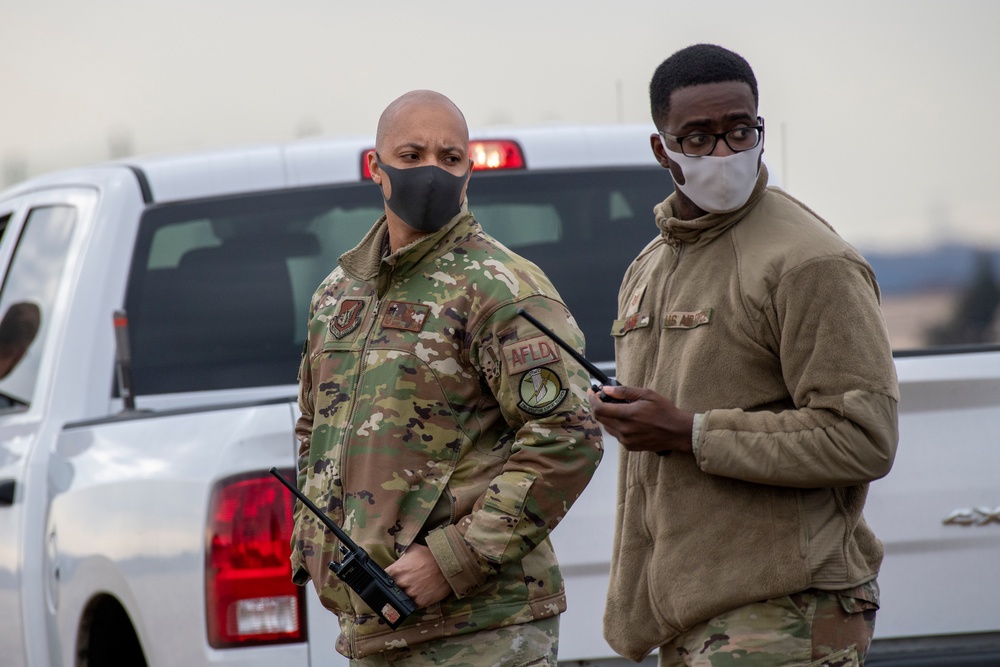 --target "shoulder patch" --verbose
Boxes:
[516,366,568,415]
[503,334,562,375]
